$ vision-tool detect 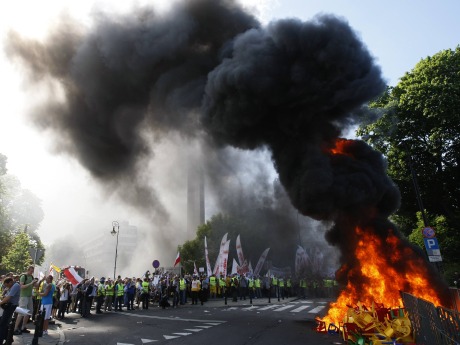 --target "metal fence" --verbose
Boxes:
[450,288,460,313]
[401,291,460,345]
